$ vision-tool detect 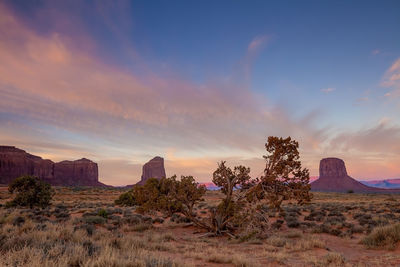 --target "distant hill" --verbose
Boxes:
[361,179,400,189]
[200,182,220,190]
